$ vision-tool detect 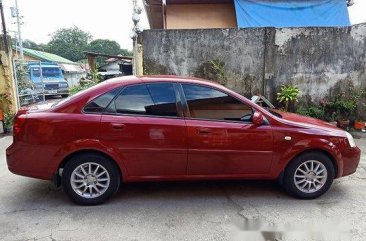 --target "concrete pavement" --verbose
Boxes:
[0,136,365,241]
